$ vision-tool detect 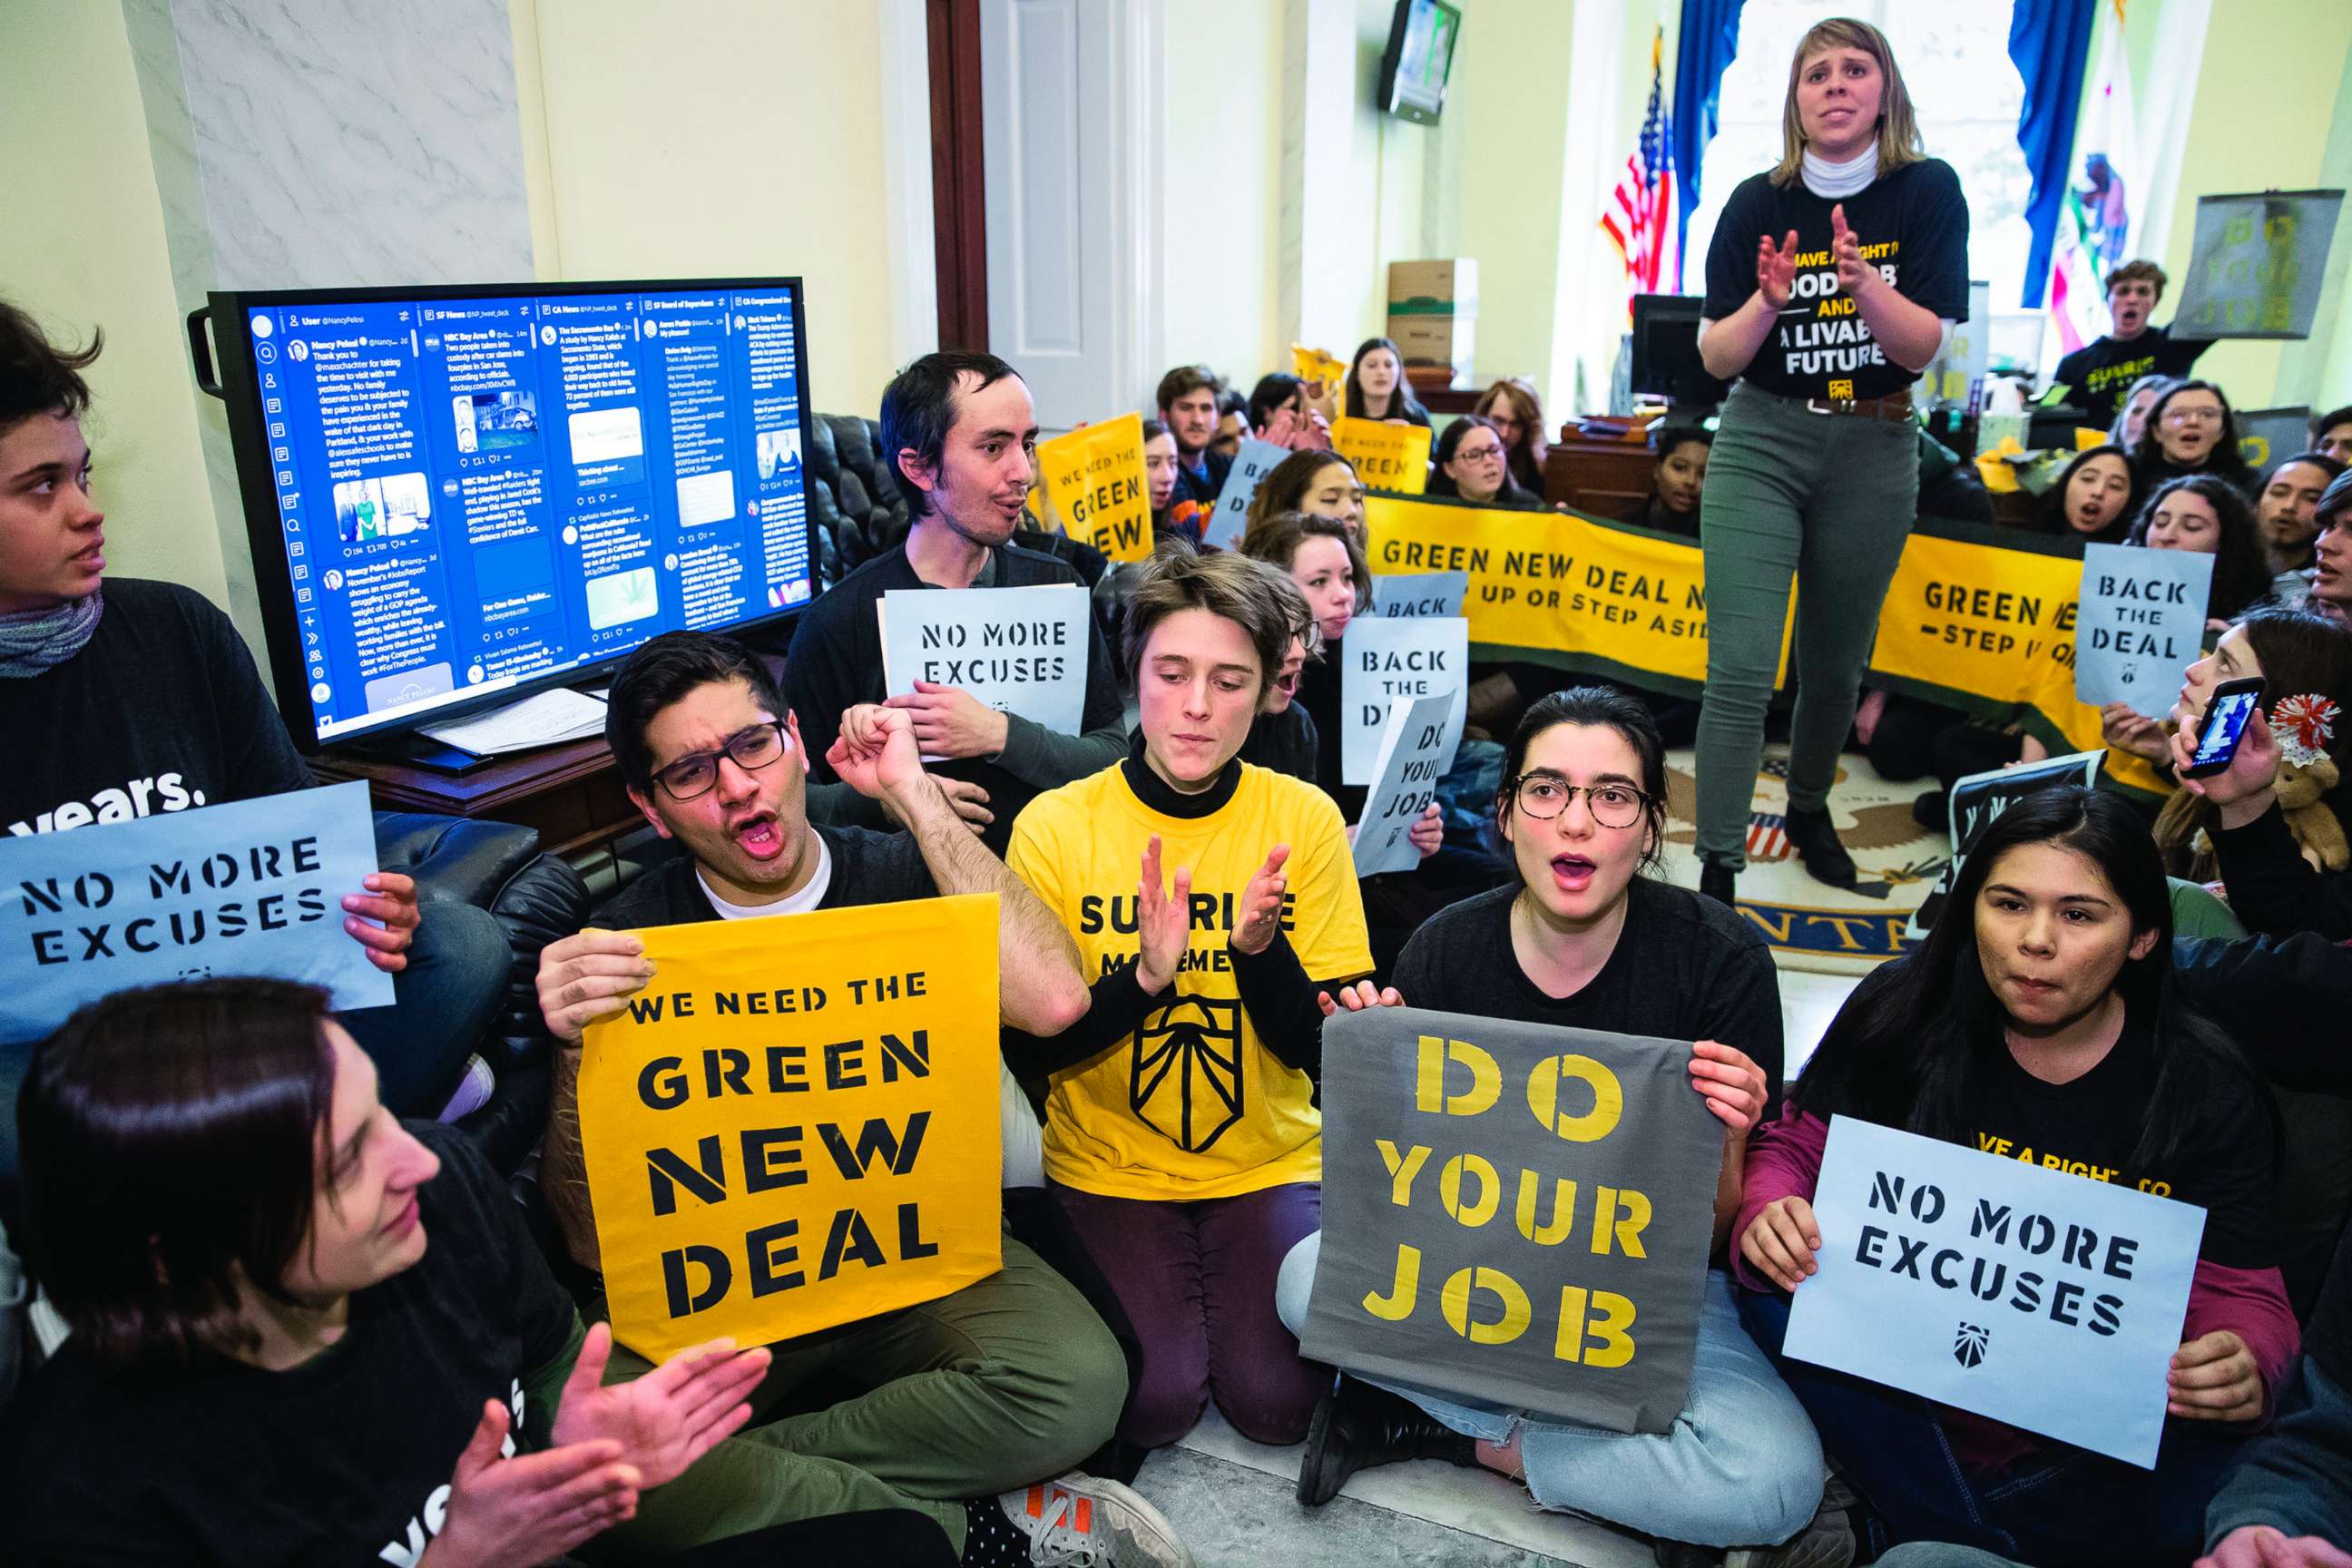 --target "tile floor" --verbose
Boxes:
[1128,960,1866,1568]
